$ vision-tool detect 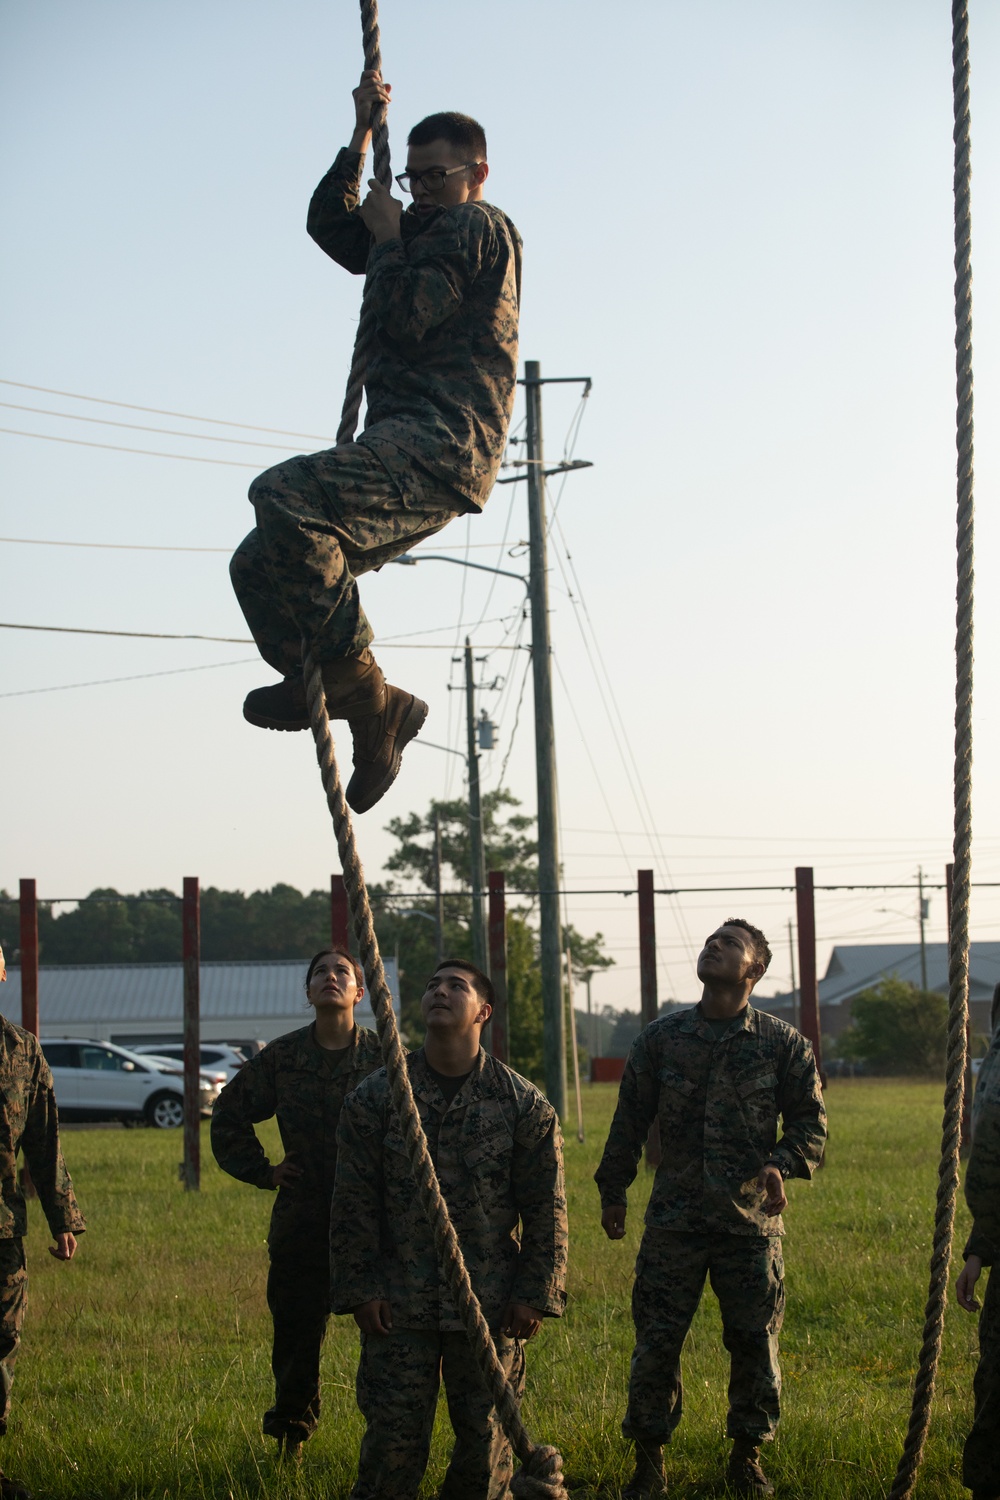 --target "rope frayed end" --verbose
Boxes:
[511,1445,569,1499]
